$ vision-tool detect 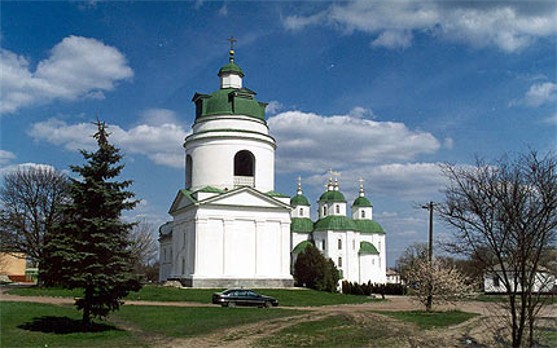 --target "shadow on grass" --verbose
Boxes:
[18,316,121,334]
